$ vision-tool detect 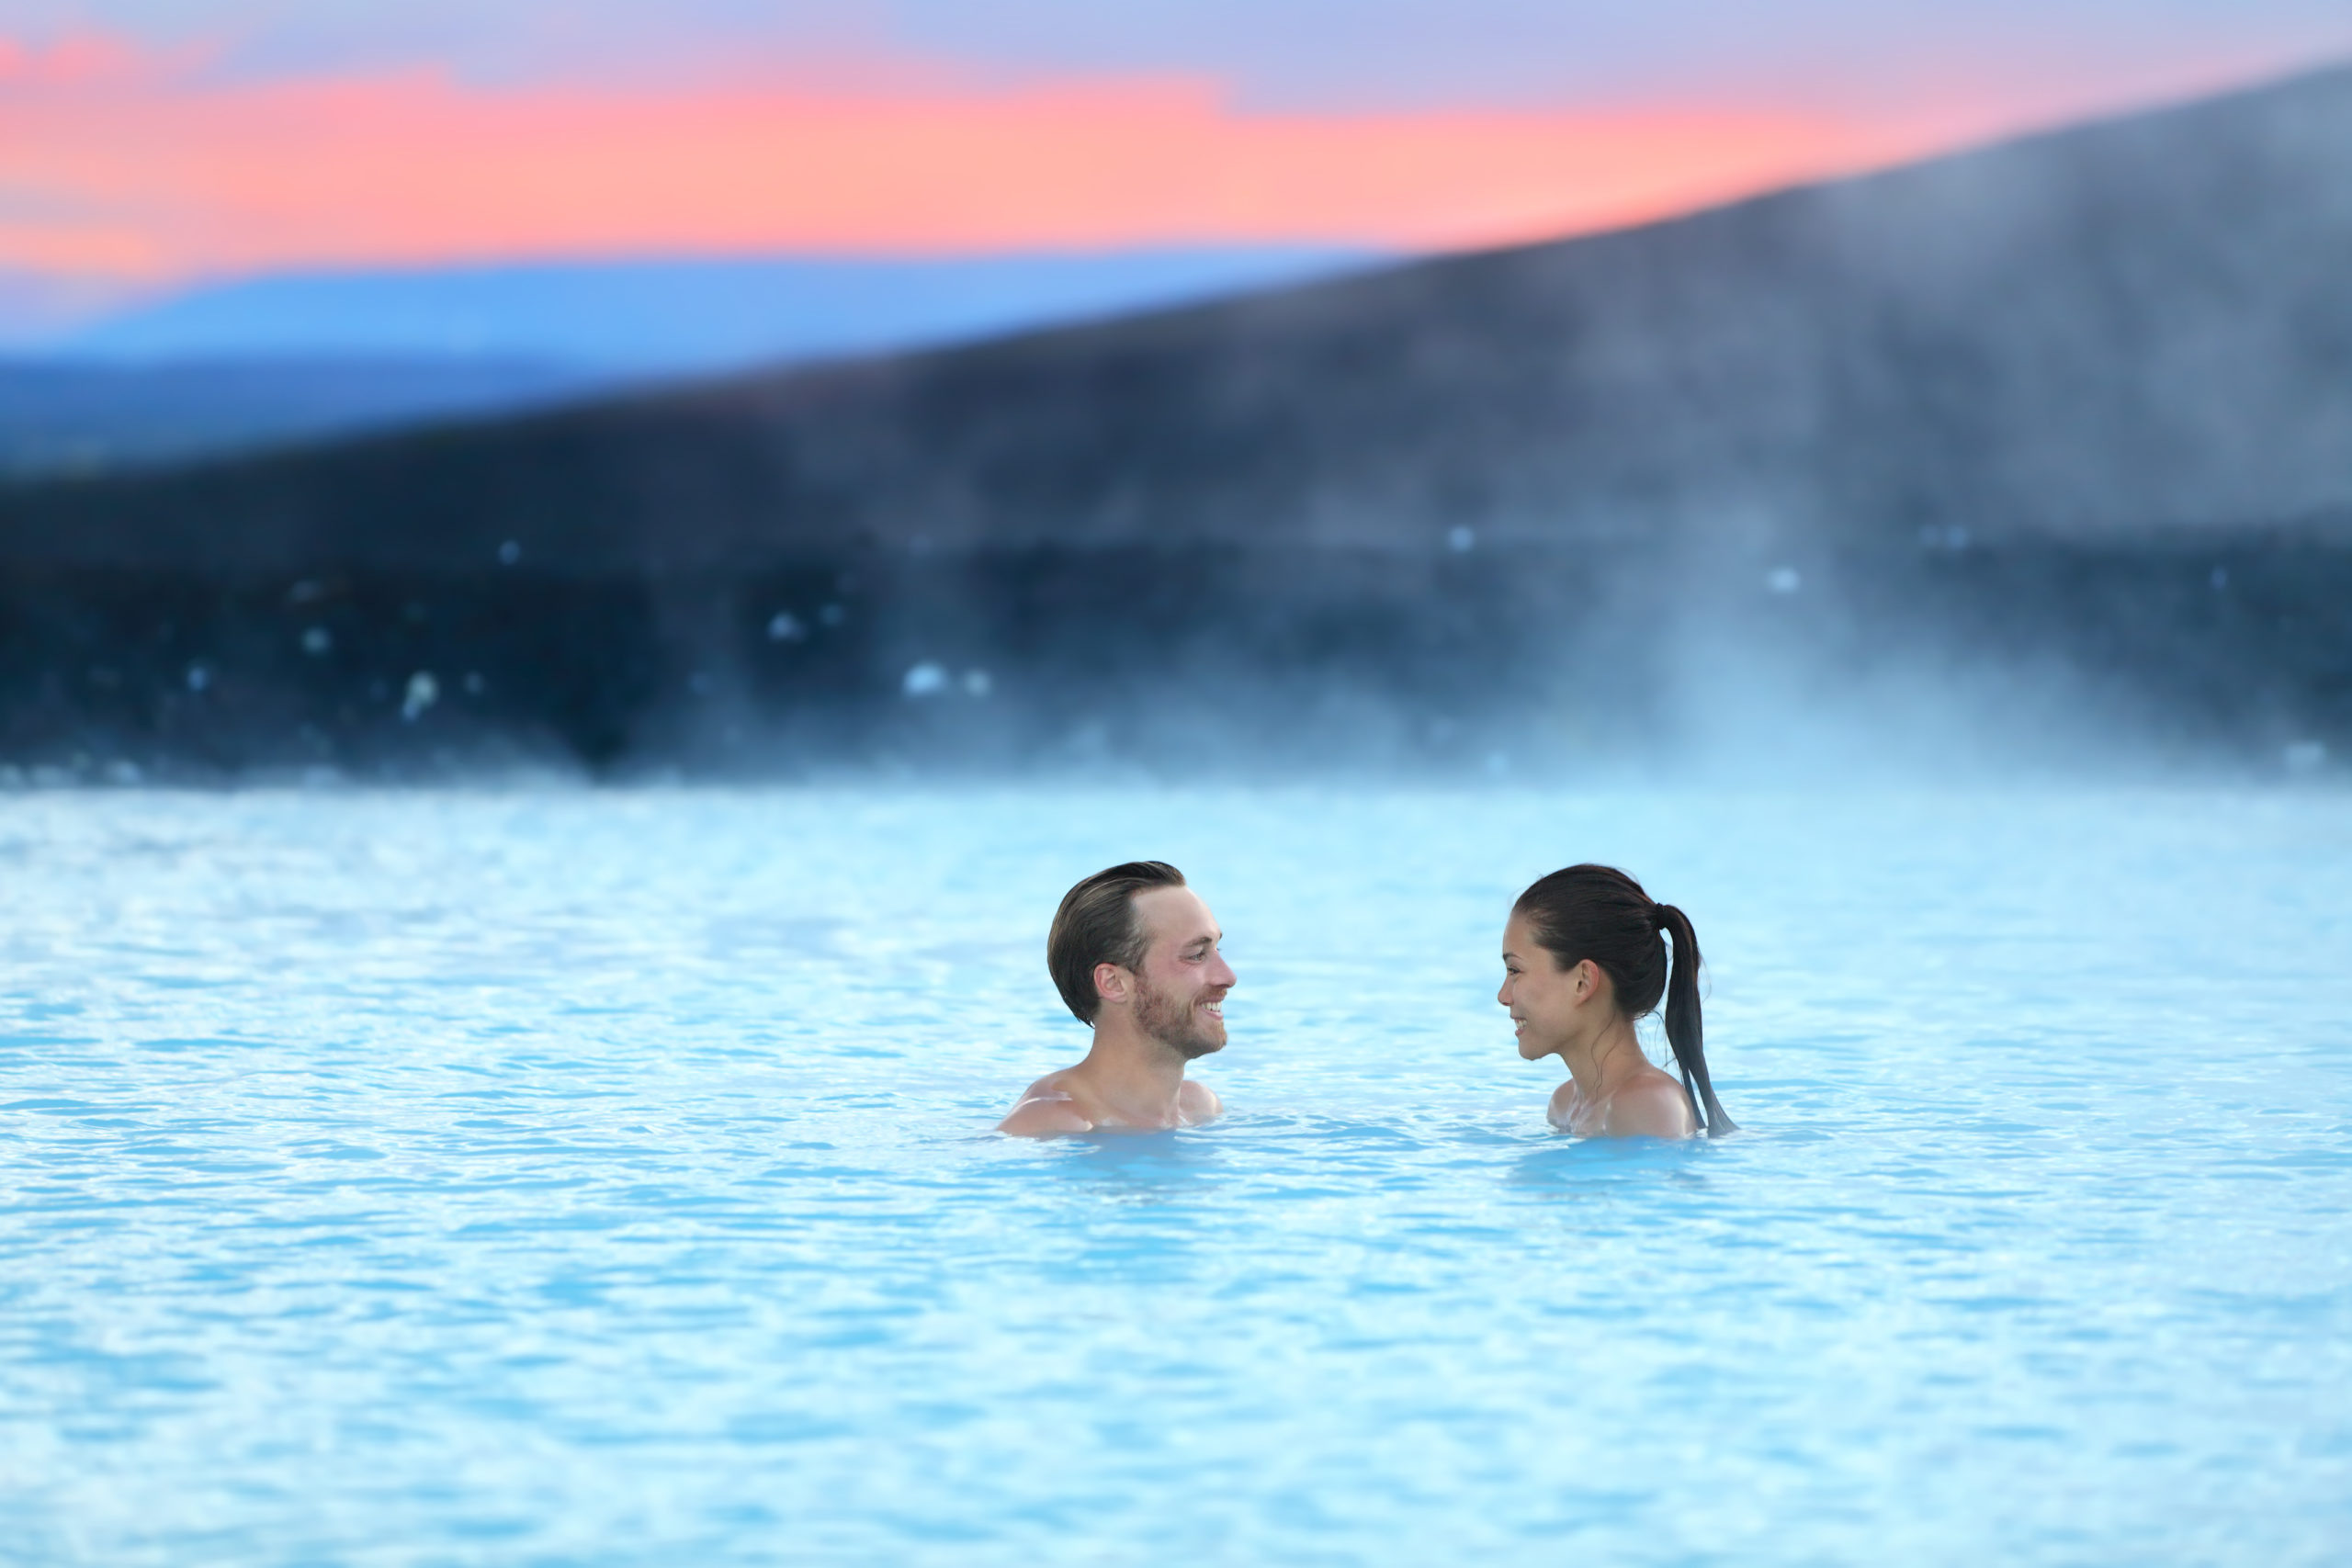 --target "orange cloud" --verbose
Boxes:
[1,31,1930,282]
